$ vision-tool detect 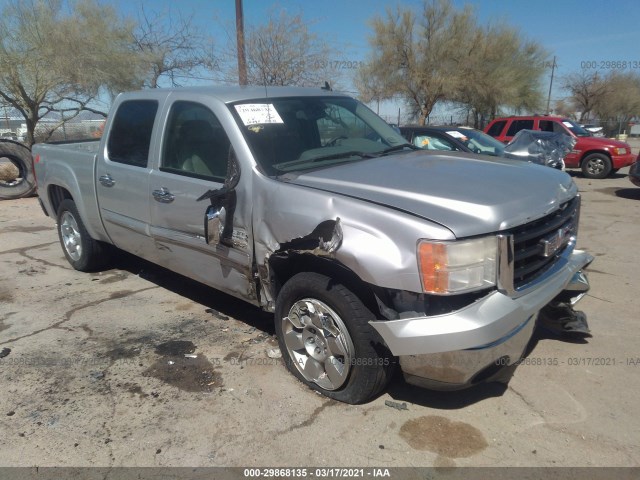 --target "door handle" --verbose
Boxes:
[99,174,115,187]
[152,187,175,203]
